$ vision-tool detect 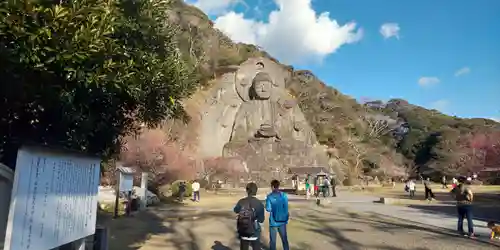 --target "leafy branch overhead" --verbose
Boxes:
[0,0,197,167]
